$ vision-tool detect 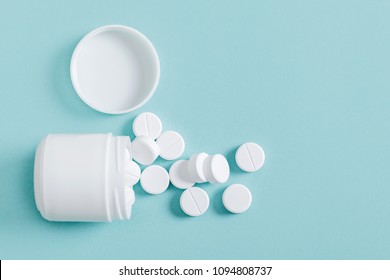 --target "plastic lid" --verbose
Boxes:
[70,25,160,114]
